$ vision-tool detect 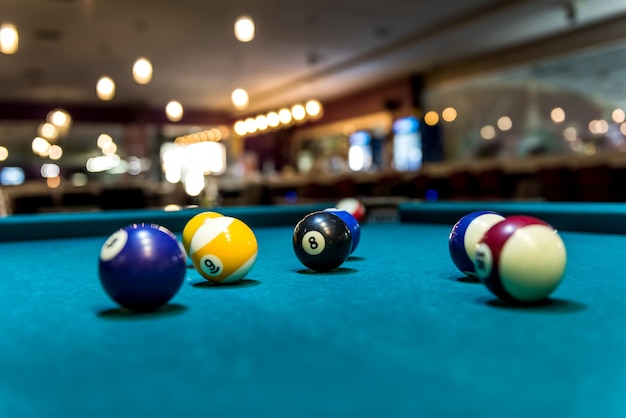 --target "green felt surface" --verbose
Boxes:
[1,217,626,418]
